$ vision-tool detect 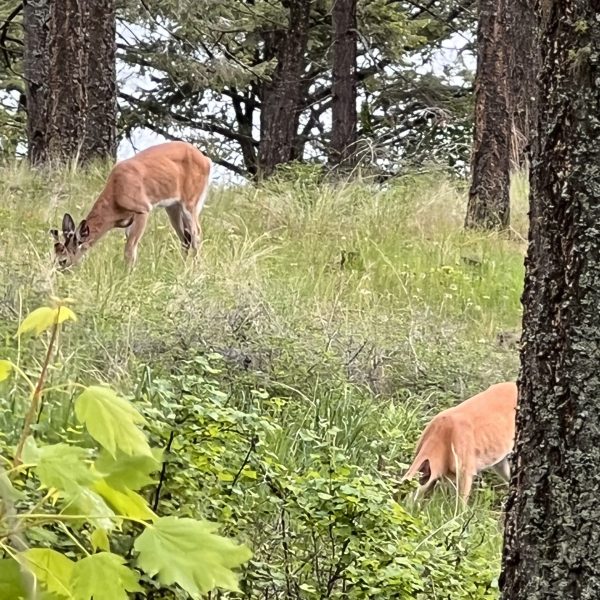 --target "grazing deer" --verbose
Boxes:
[51,141,212,269]
[402,381,517,502]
